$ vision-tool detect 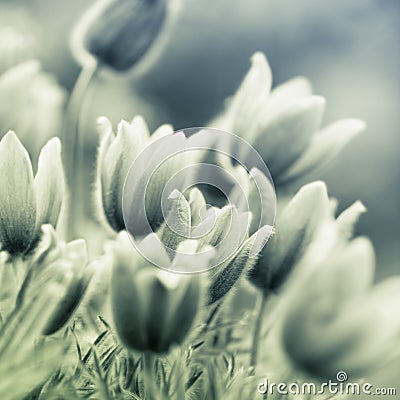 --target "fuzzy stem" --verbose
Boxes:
[250,292,268,367]
[142,352,156,399]
[62,62,98,240]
